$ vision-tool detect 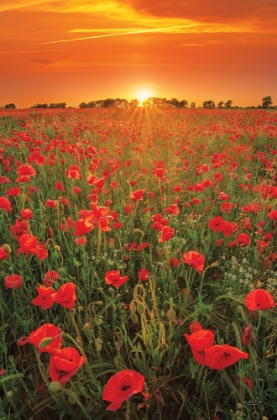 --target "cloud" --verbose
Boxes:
[31,58,55,65]
[0,0,58,12]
